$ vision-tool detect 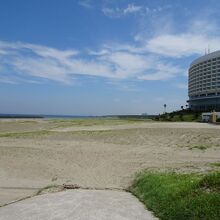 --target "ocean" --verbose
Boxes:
[0,114,98,119]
